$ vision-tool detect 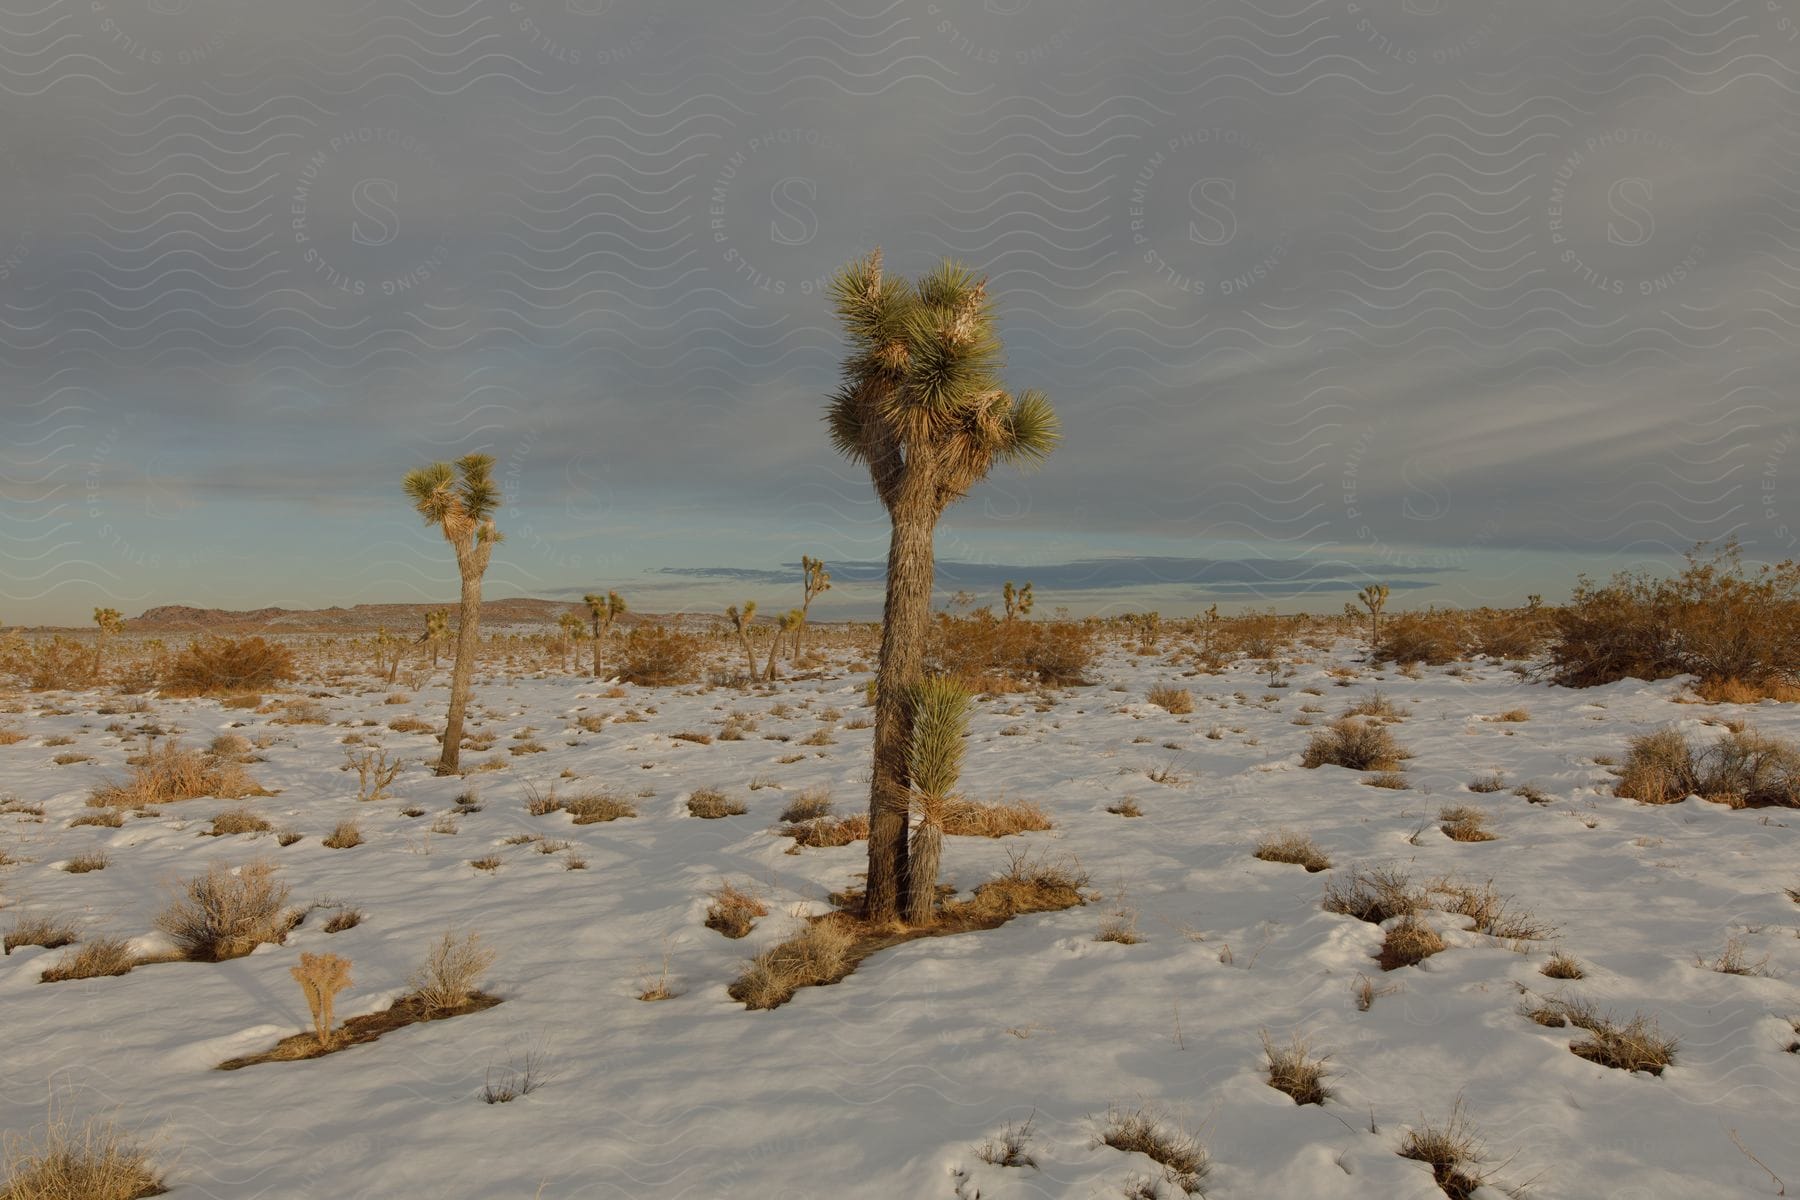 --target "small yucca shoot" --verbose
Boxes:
[903,674,973,924]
